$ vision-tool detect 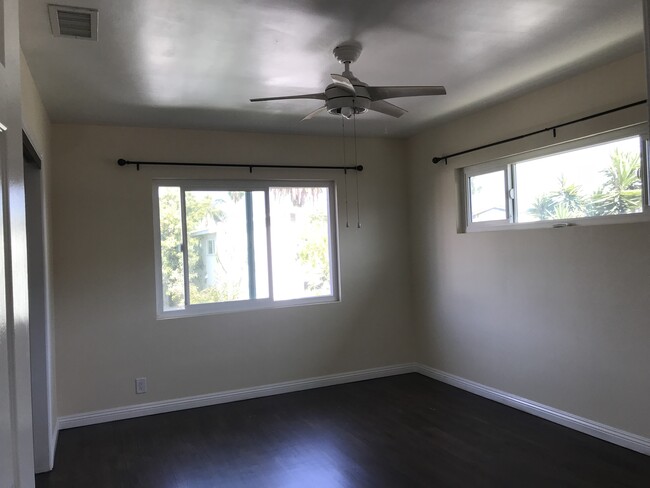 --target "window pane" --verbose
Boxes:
[158,187,185,311]
[270,187,332,300]
[470,171,507,222]
[516,137,643,222]
[186,190,263,304]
